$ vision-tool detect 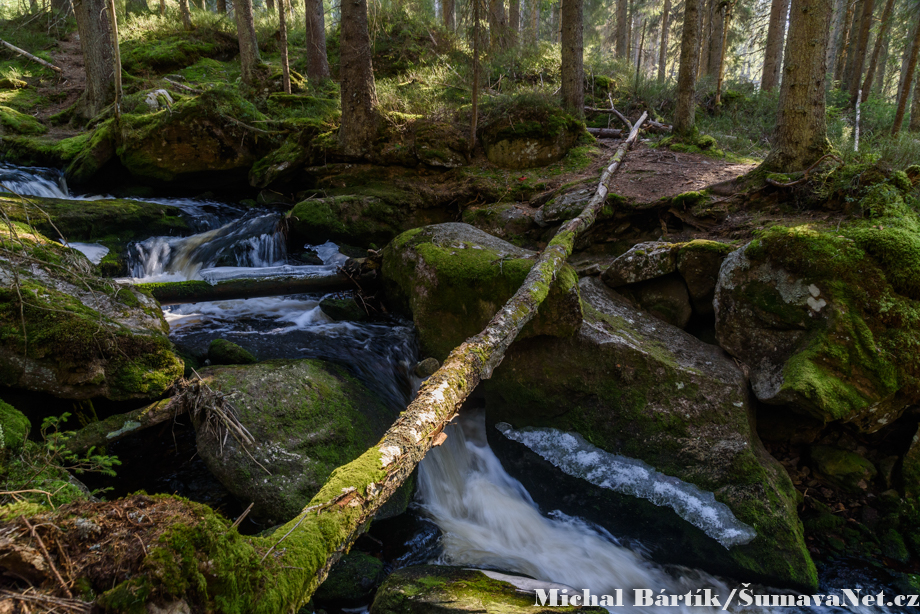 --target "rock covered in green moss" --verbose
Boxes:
[809,445,877,493]
[483,276,816,590]
[382,223,583,360]
[288,195,406,247]
[193,359,400,524]
[314,552,386,608]
[0,225,182,400]
[0,106,46,136]
[208,339,257,365]
[534,181,595,226]
[714,221,920,433]
[0,400,30,451]
[617,273,693,328]
[602,241,679,287]
[370,566,605,614]
[460,203,536,243]
[319,296,367,321]
[480,102,583,170]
